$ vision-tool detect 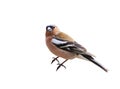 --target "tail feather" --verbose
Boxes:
[81,54,108,72]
